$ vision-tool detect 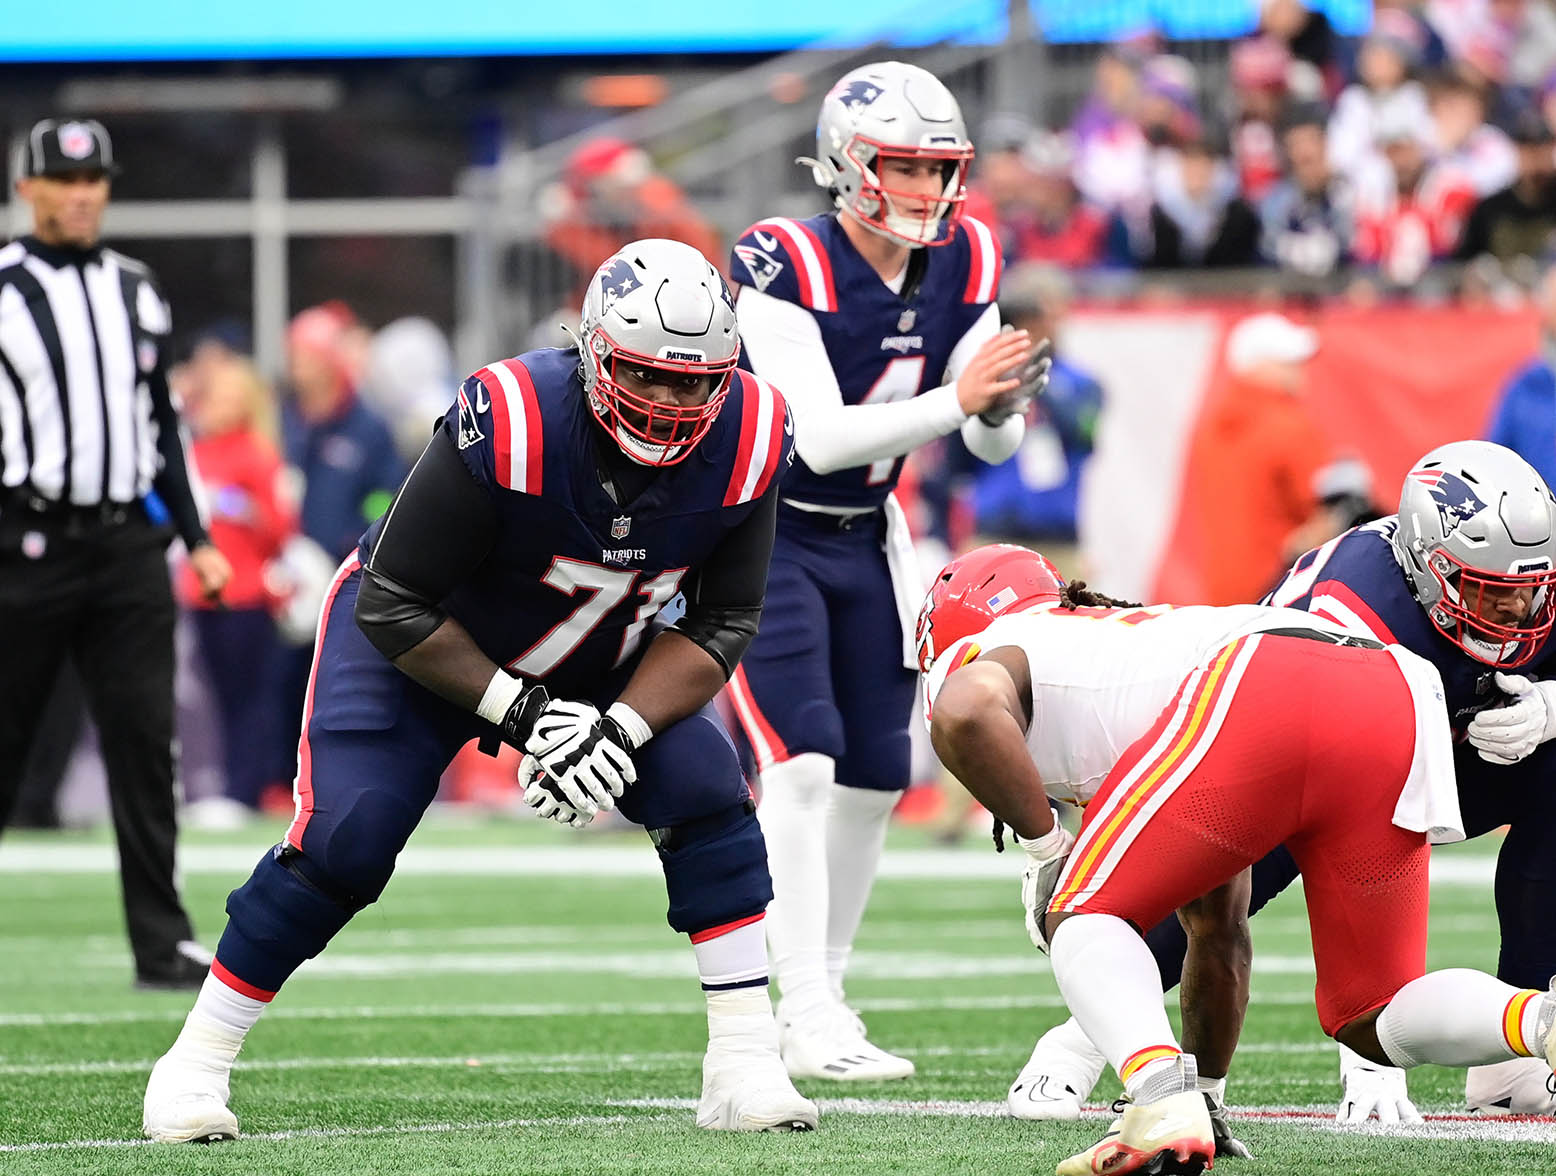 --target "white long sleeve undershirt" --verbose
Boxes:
[735,287,1023,477]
